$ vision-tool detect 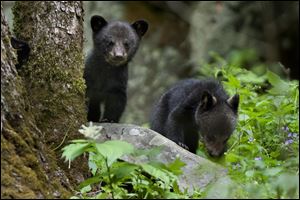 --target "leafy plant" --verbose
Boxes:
[62,124,187,199]
[196,50,299,198]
